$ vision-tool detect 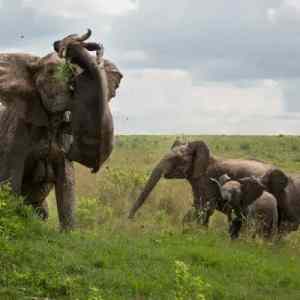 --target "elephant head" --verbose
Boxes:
[0,29,122,173]
[128,140,210,218]
[260,168,288,195]
[210,174,265,213]
[53,28,92,58]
